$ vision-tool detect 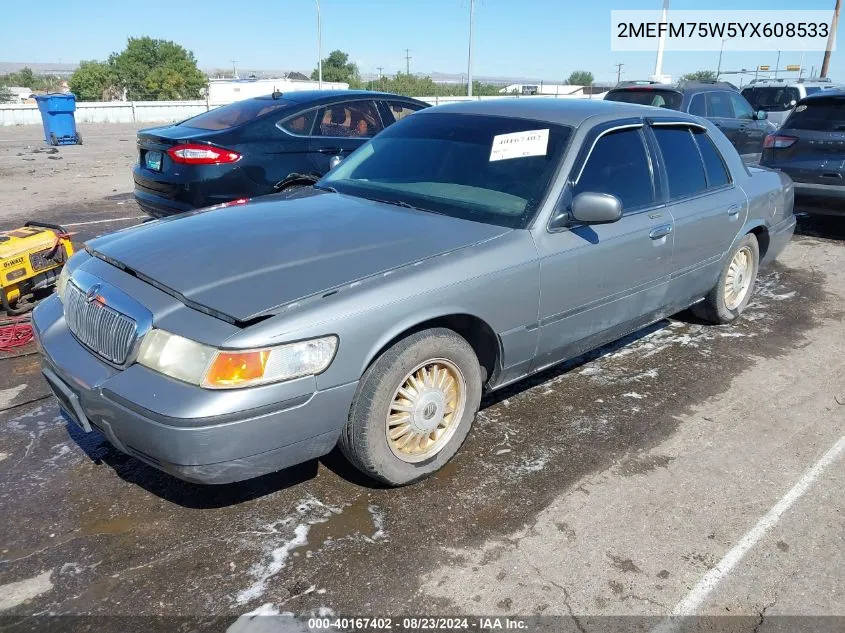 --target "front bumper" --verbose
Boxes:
[32,296,357,484]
